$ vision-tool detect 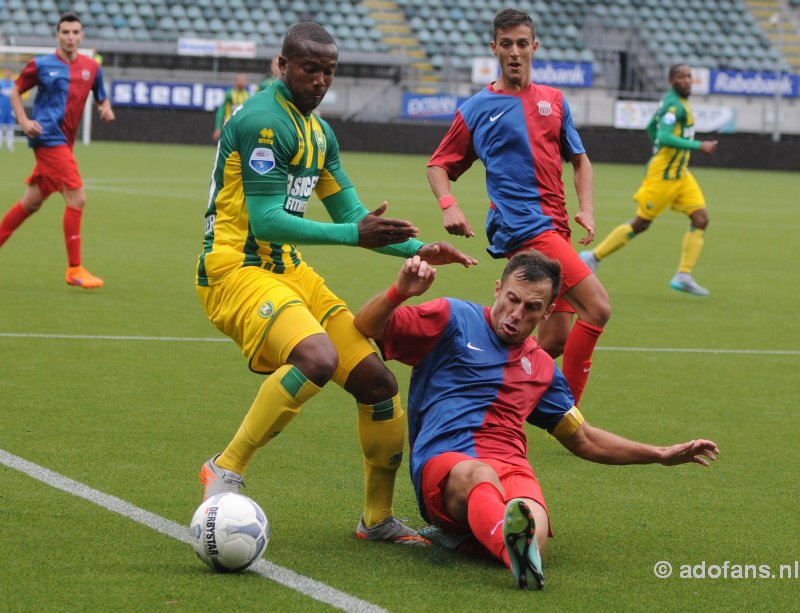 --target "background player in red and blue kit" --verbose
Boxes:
[0,68,15,152]
[427,9,610,405]
[0,12,115,288]
[354,251,720,590]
